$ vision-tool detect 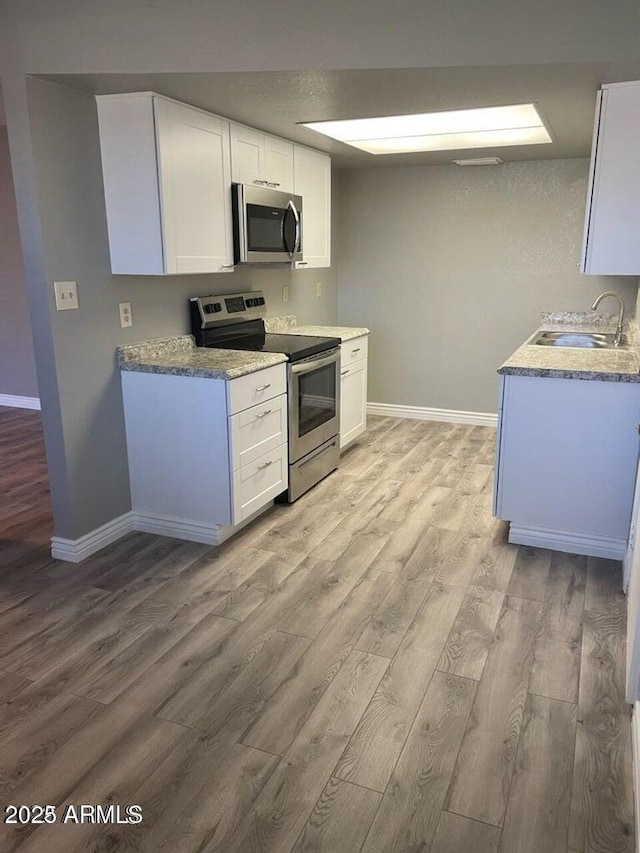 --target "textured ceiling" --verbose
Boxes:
[40,63,640,167]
